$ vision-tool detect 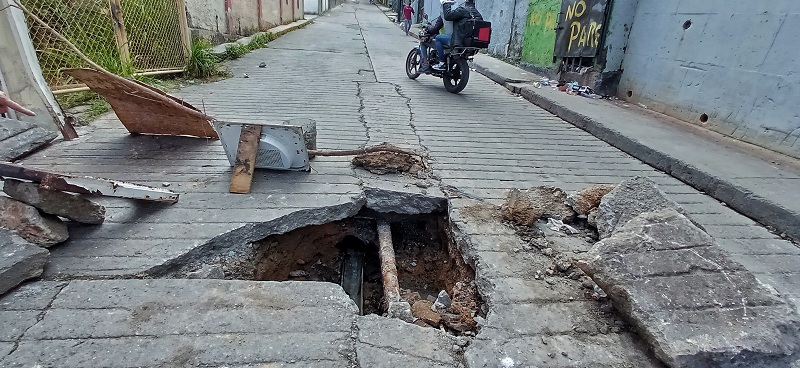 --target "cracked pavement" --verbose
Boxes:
[2,2,799,367]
